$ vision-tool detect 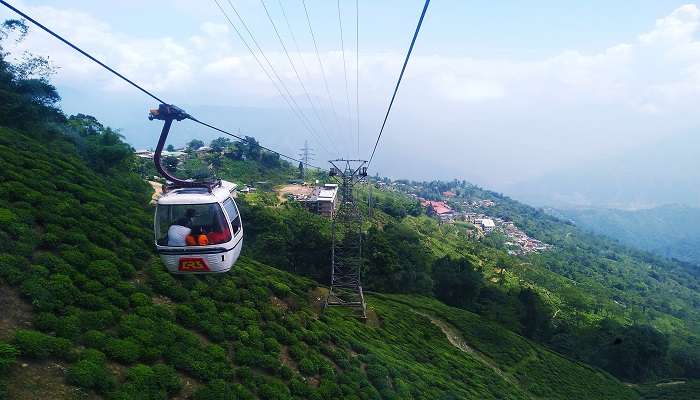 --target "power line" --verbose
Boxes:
[0,0,322,170]
[355,0,360,157]
[337,0,353,157]
[258,0,339,155]
[302,0,348,155]
[0,0,165,104]
[190,116,324,169]
[367,0,431,168]
[221,0,331,155]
